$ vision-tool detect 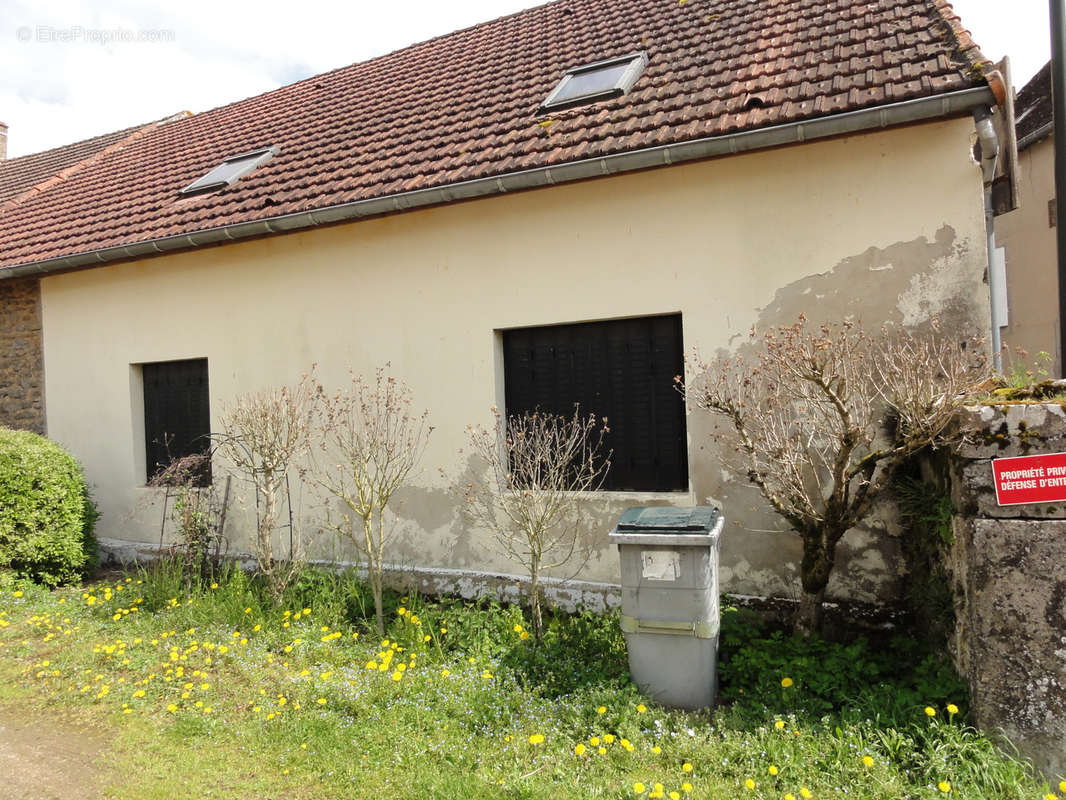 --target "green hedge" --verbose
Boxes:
[0,428,98,585]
